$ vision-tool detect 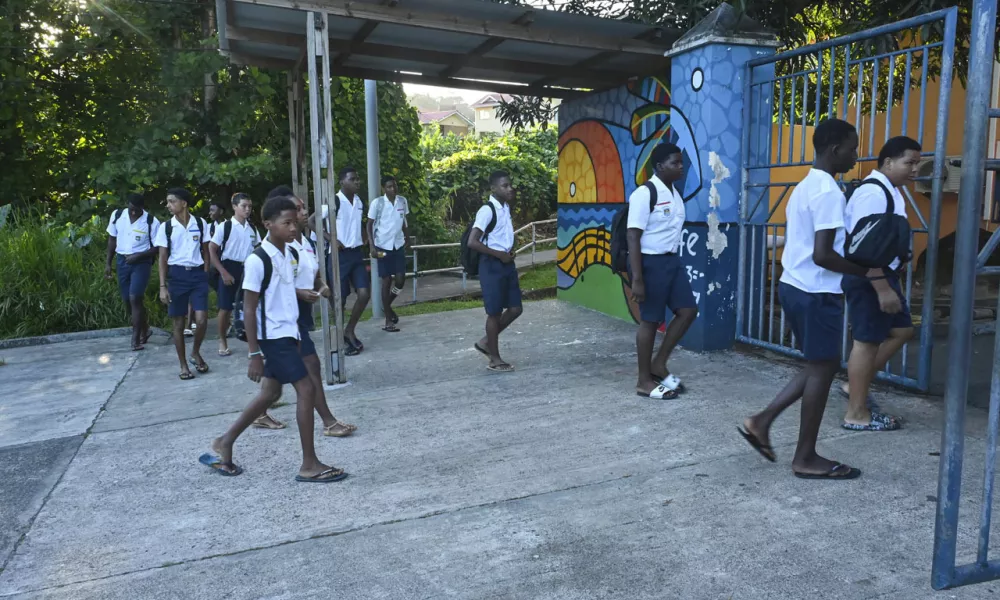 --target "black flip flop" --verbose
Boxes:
[474,343,490,357]
[390,314,399,325]
[199,453,243,476]
[794,463,862,480]
[295,467,349,483]
[382,324,400,332]
[189,358,210,374]
[738,427,777,462]
[343,337,360,356]
[179,371,195,381]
